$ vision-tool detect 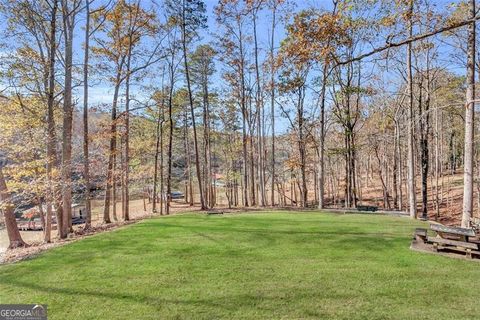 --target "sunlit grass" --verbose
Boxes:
[0,211,478,319]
